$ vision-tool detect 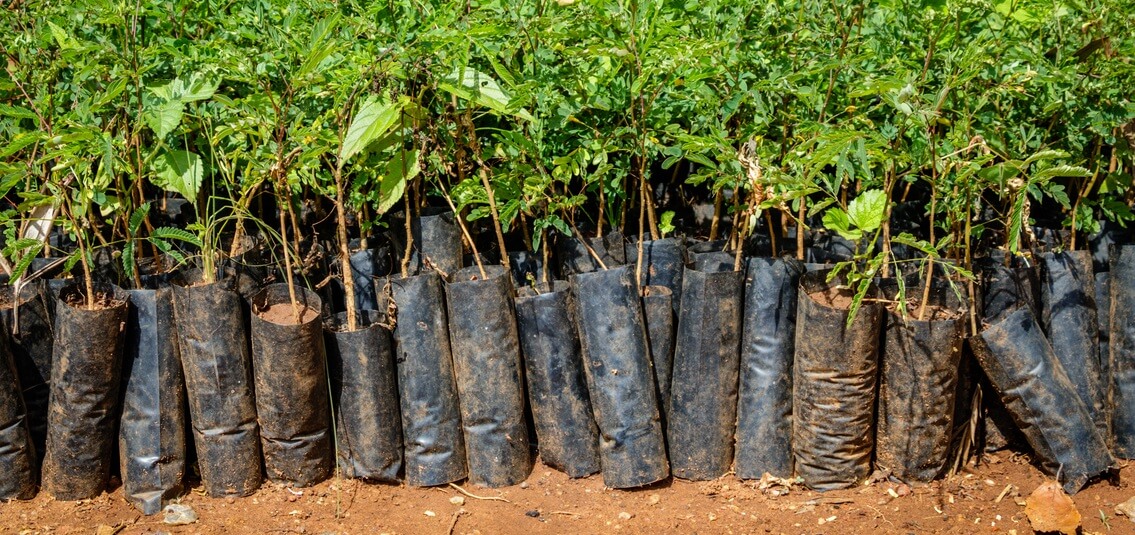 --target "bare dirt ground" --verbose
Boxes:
[2,453,1132,534]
